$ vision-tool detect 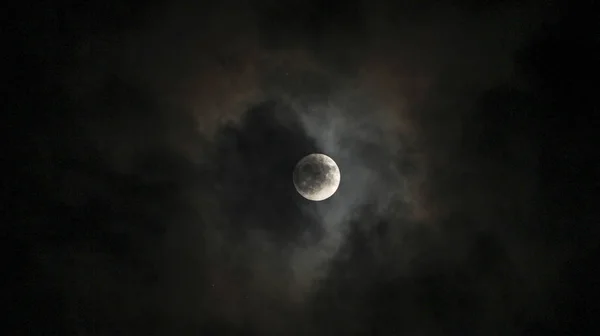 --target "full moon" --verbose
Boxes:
[293,153,341,201]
